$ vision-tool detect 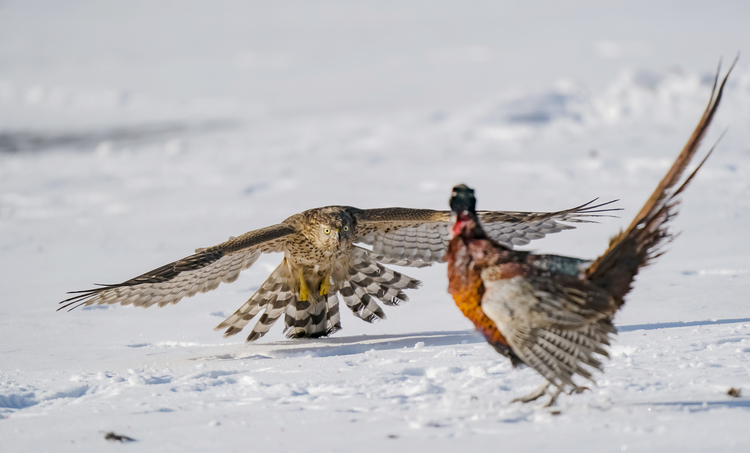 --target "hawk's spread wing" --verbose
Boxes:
[353,199,619,266]
[59,223,296,311]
